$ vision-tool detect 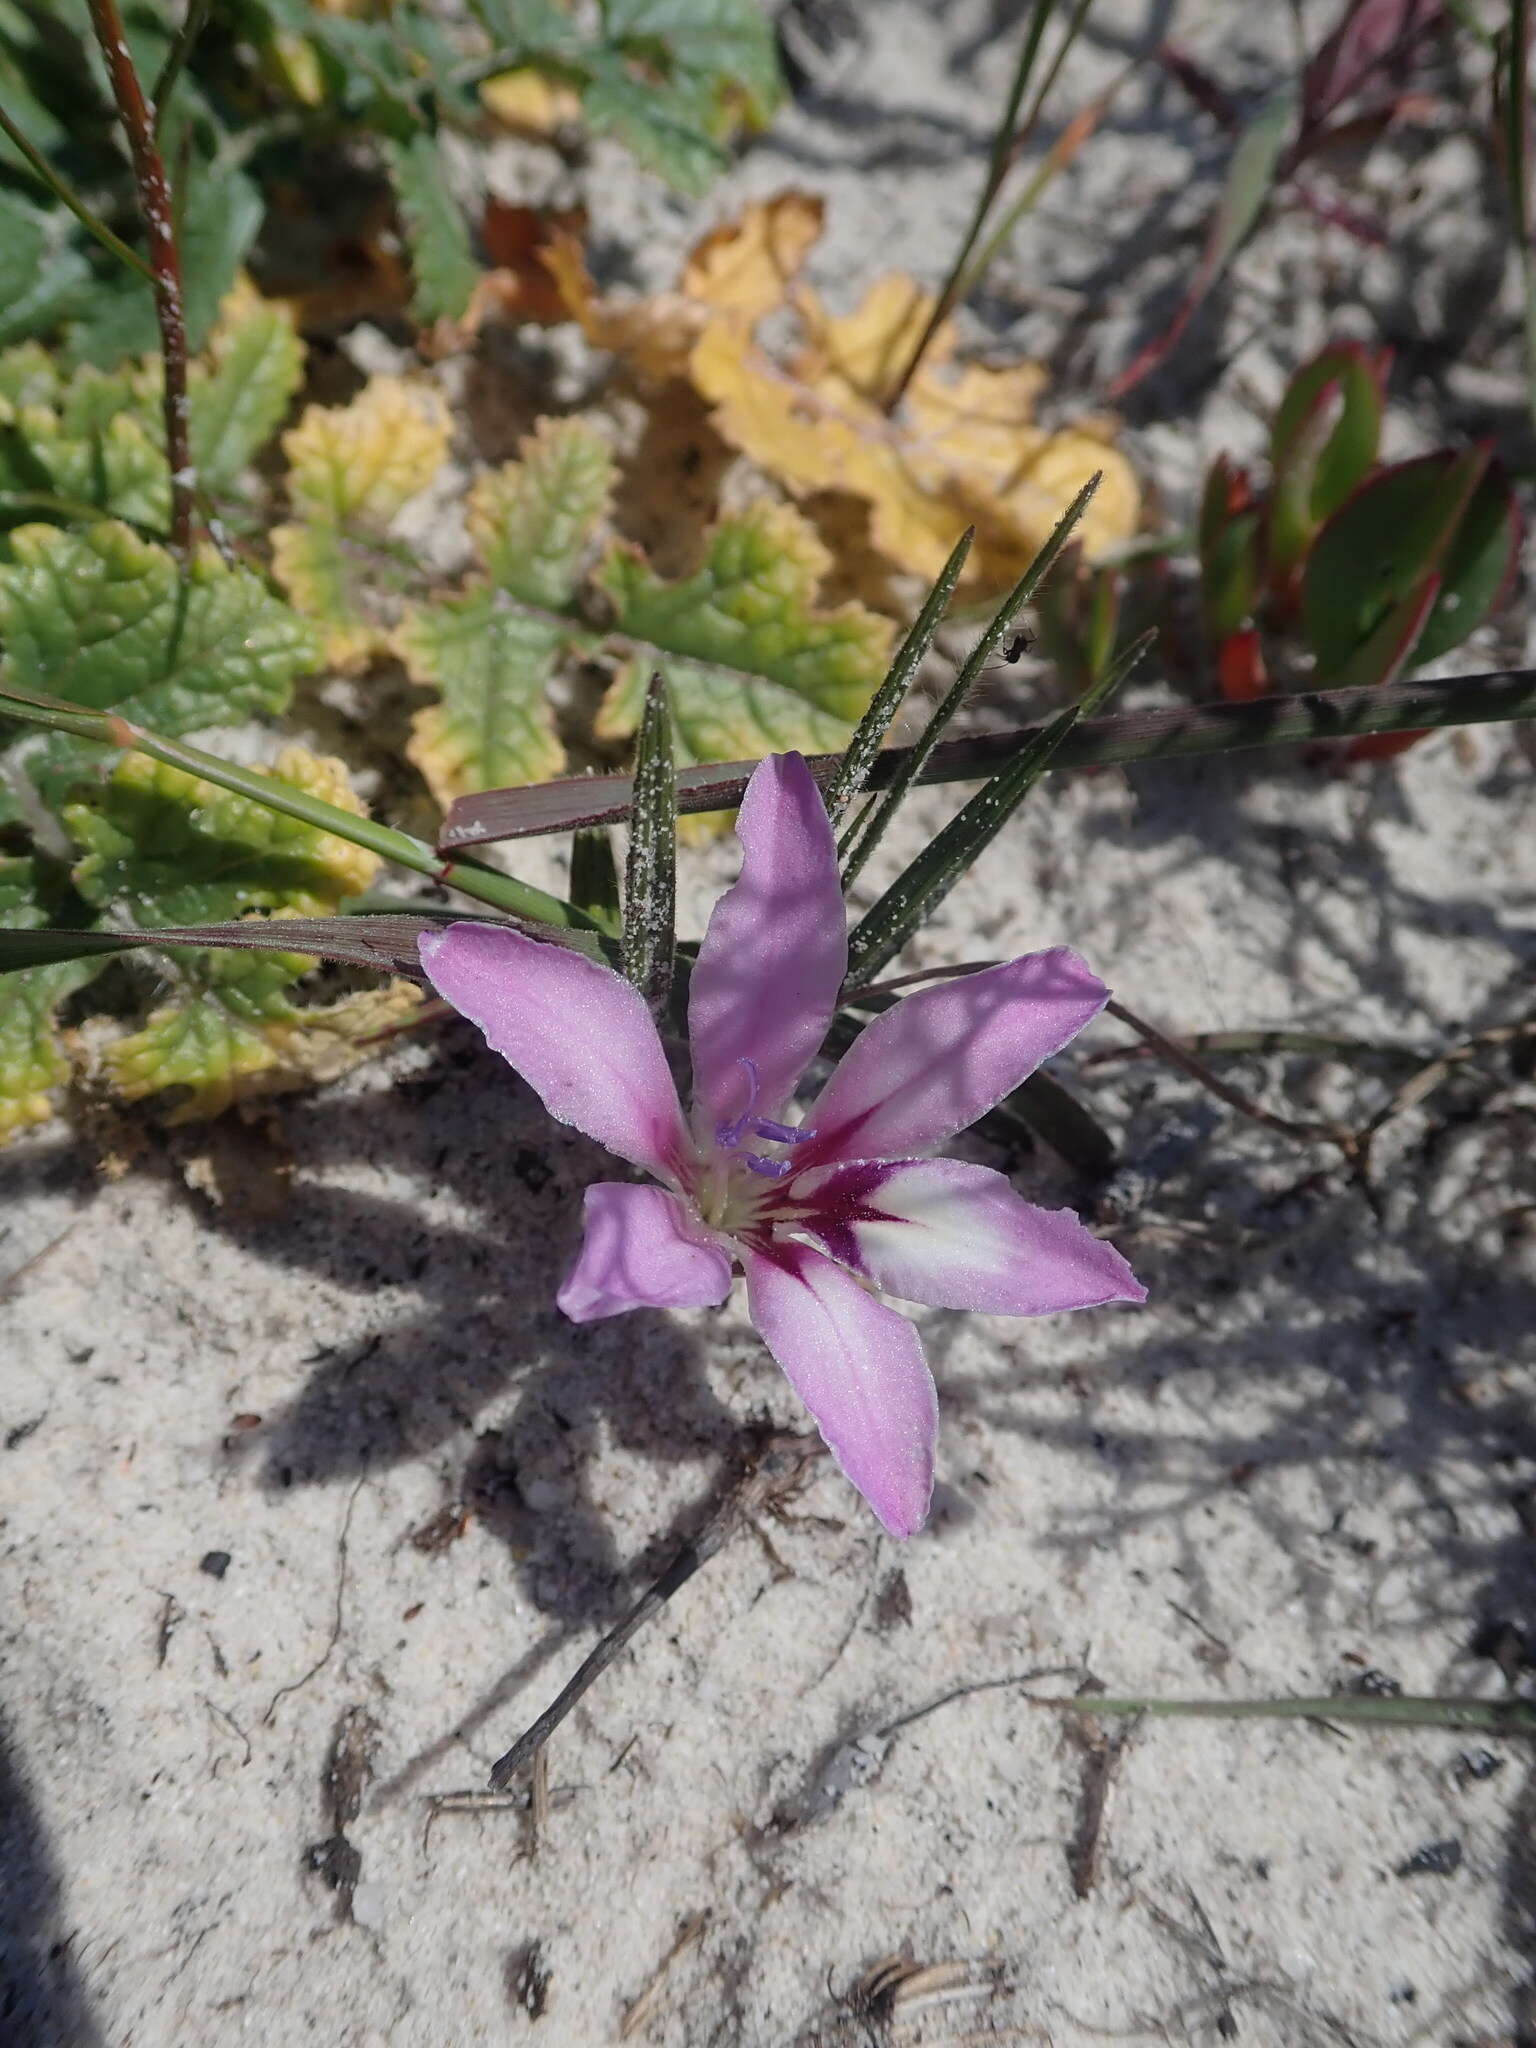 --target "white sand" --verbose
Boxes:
[5,3,1536,2043]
